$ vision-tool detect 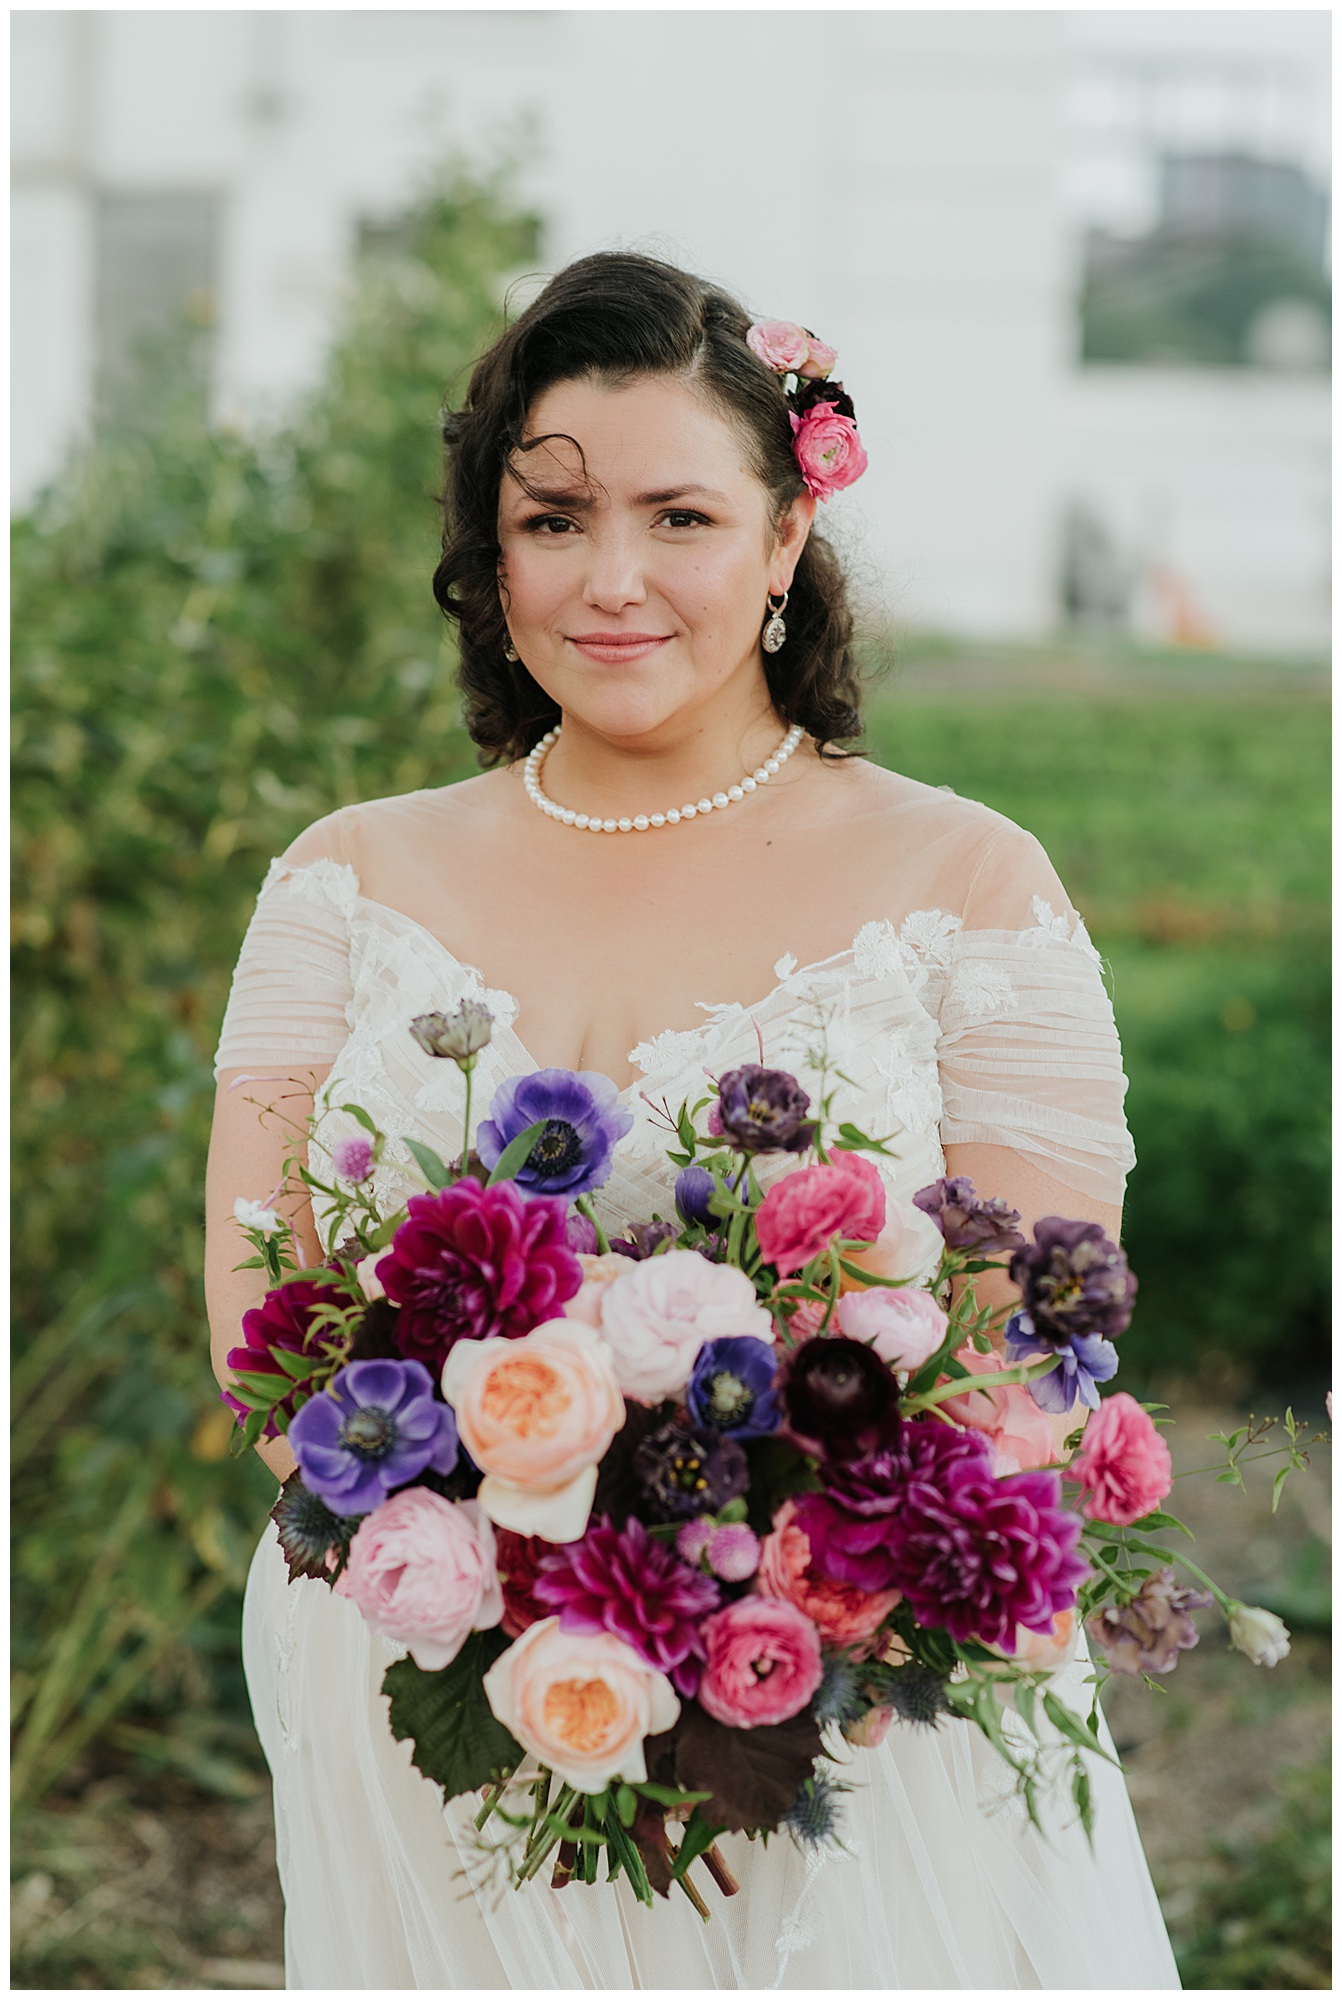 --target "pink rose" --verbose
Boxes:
[1071,1392,1173,1526]
[797,336,839,380]
[755,1152,886,1277]
[838,1197,945,1293]
[936,1346,1057,1474]
[564,1251,633,1329]
[789,404,868,501]
[597,1249,773,1402]
[836,1286,948,1371]
[746,319,812,374]
[482,1616,679,1793]
[334,1491,503,1670]
[756,1497,900,1649]
[441,1319,625,1542]
[698,1595,824,1728]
